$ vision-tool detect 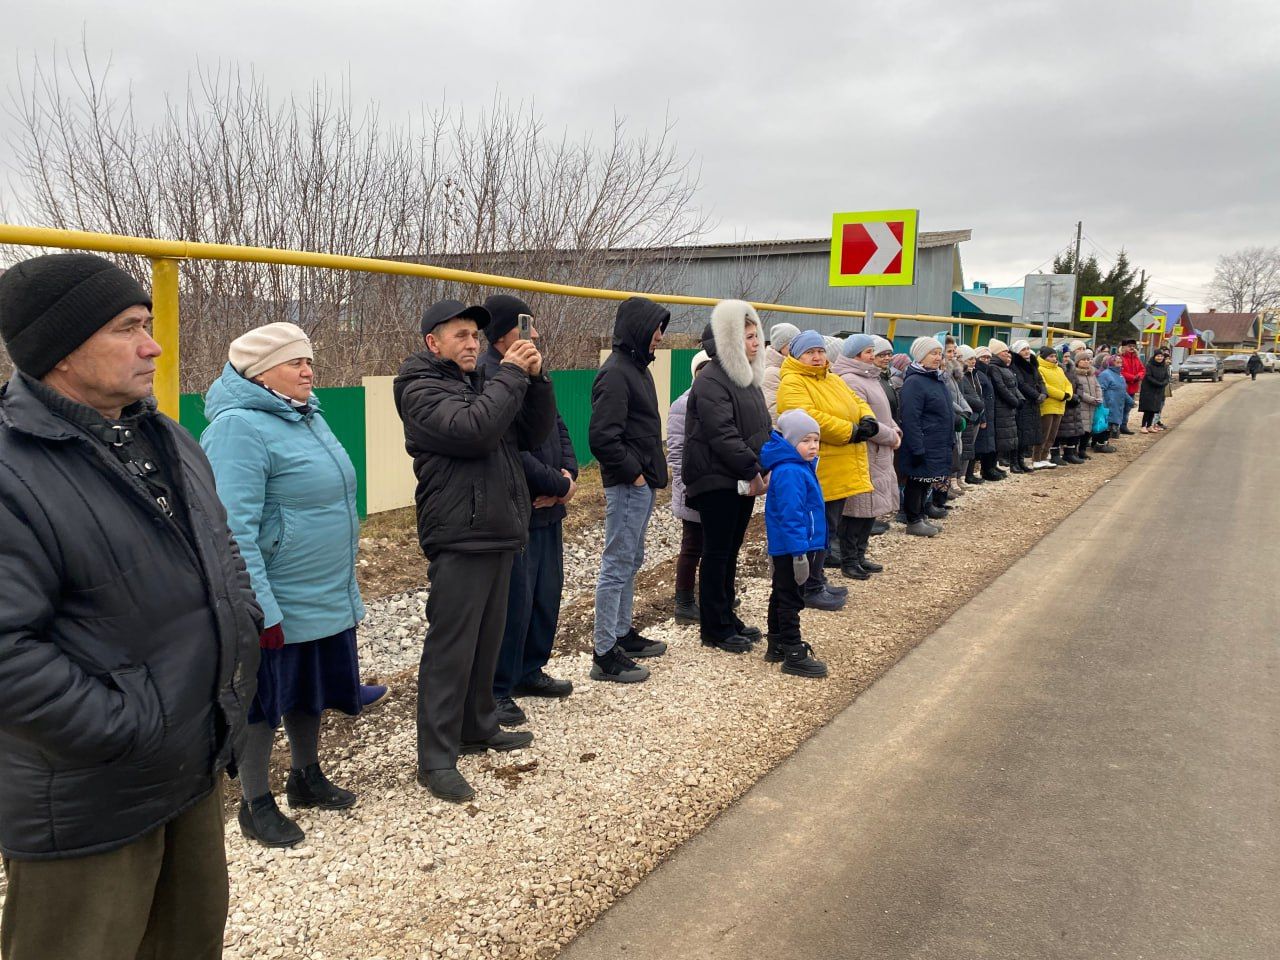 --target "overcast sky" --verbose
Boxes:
[4,0,1277,310]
